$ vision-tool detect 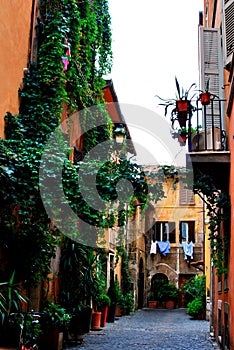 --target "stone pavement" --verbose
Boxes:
[65,308,219,350]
